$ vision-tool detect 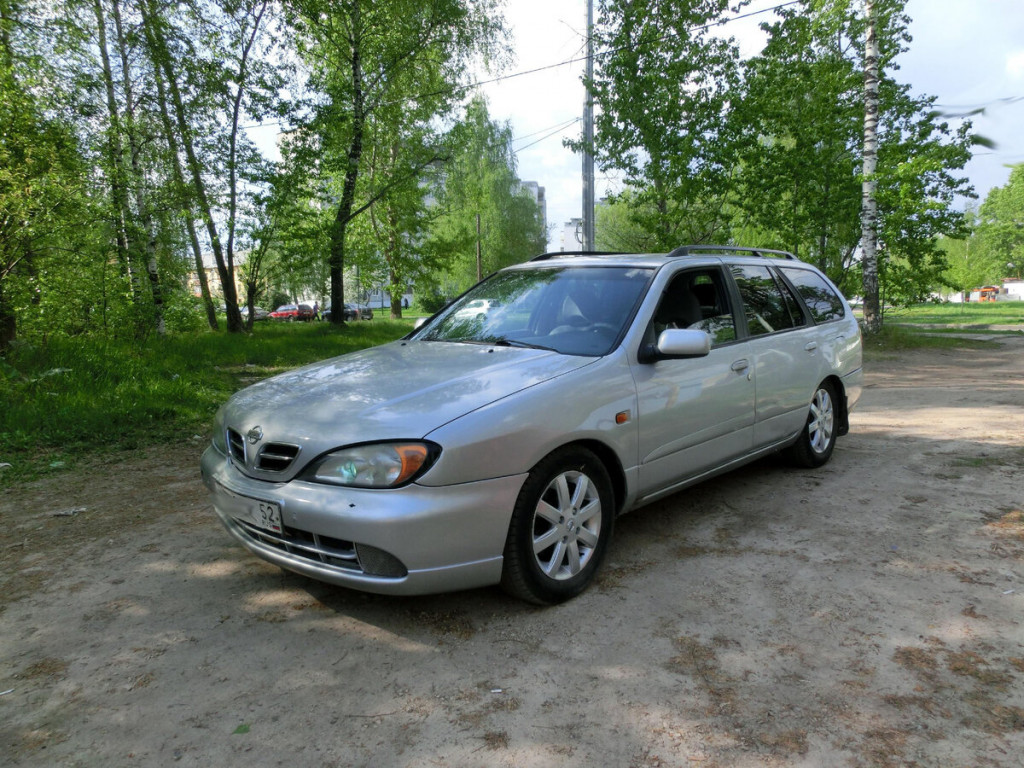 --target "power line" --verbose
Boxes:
[463,0,800,95]
[513,117,581,146]
[242,2,801,136]
[934,95,1024,110]
[515,118,582,153]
